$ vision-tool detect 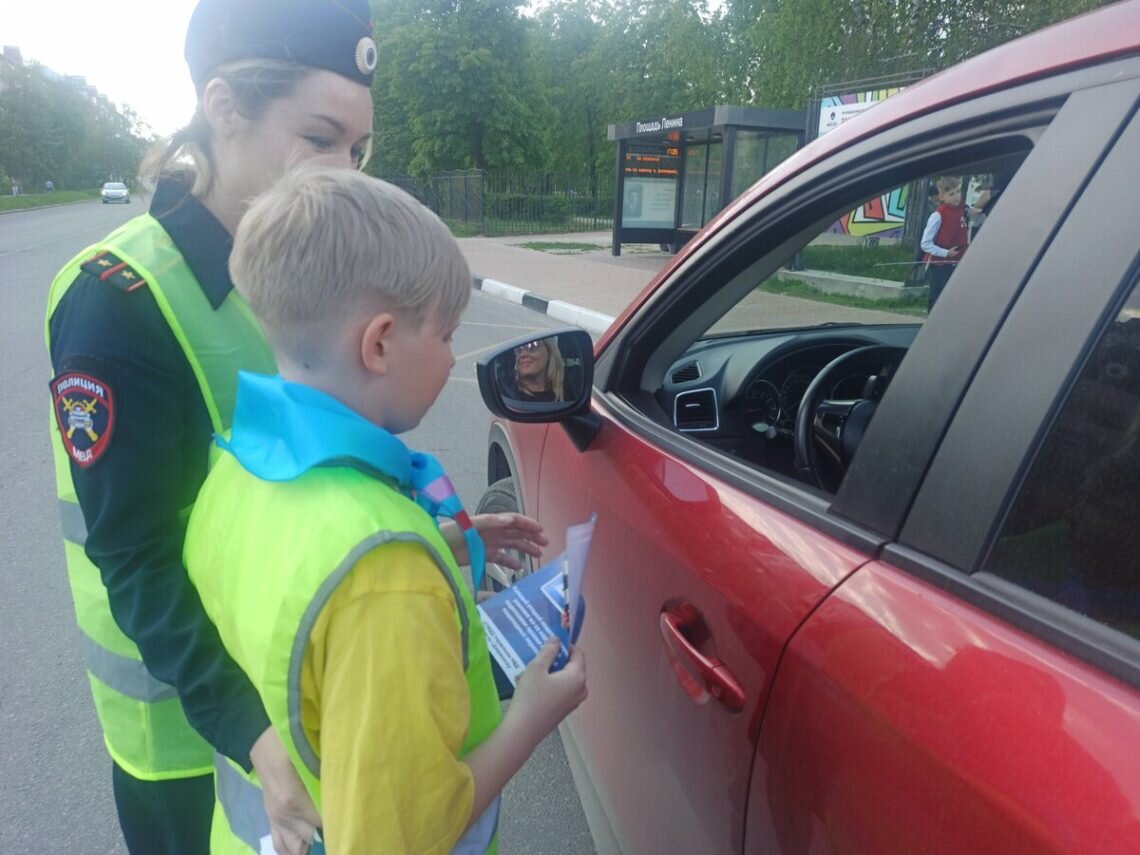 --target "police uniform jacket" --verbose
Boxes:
[48,177,269,769]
